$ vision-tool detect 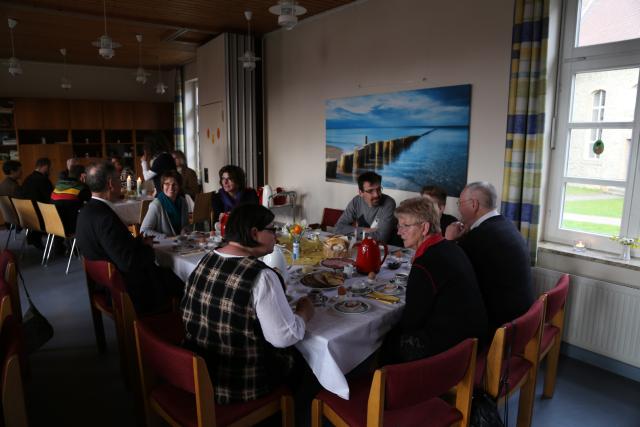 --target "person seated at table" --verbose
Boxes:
[51,164,91,233]
[76,161,183,313]
[171,150,200,200]
[180,204,314,404]
[111,155,135,191]
[140,133,177,194]
[140,170,189,237]
[382,197,488,364]
[421,184,458,235]
[0,160,23,197]
[334,171,398,243]
[211,165,259,222]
